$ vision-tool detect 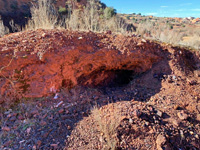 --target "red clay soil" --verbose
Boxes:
[0,29,200,150]
[0,29,161,100]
